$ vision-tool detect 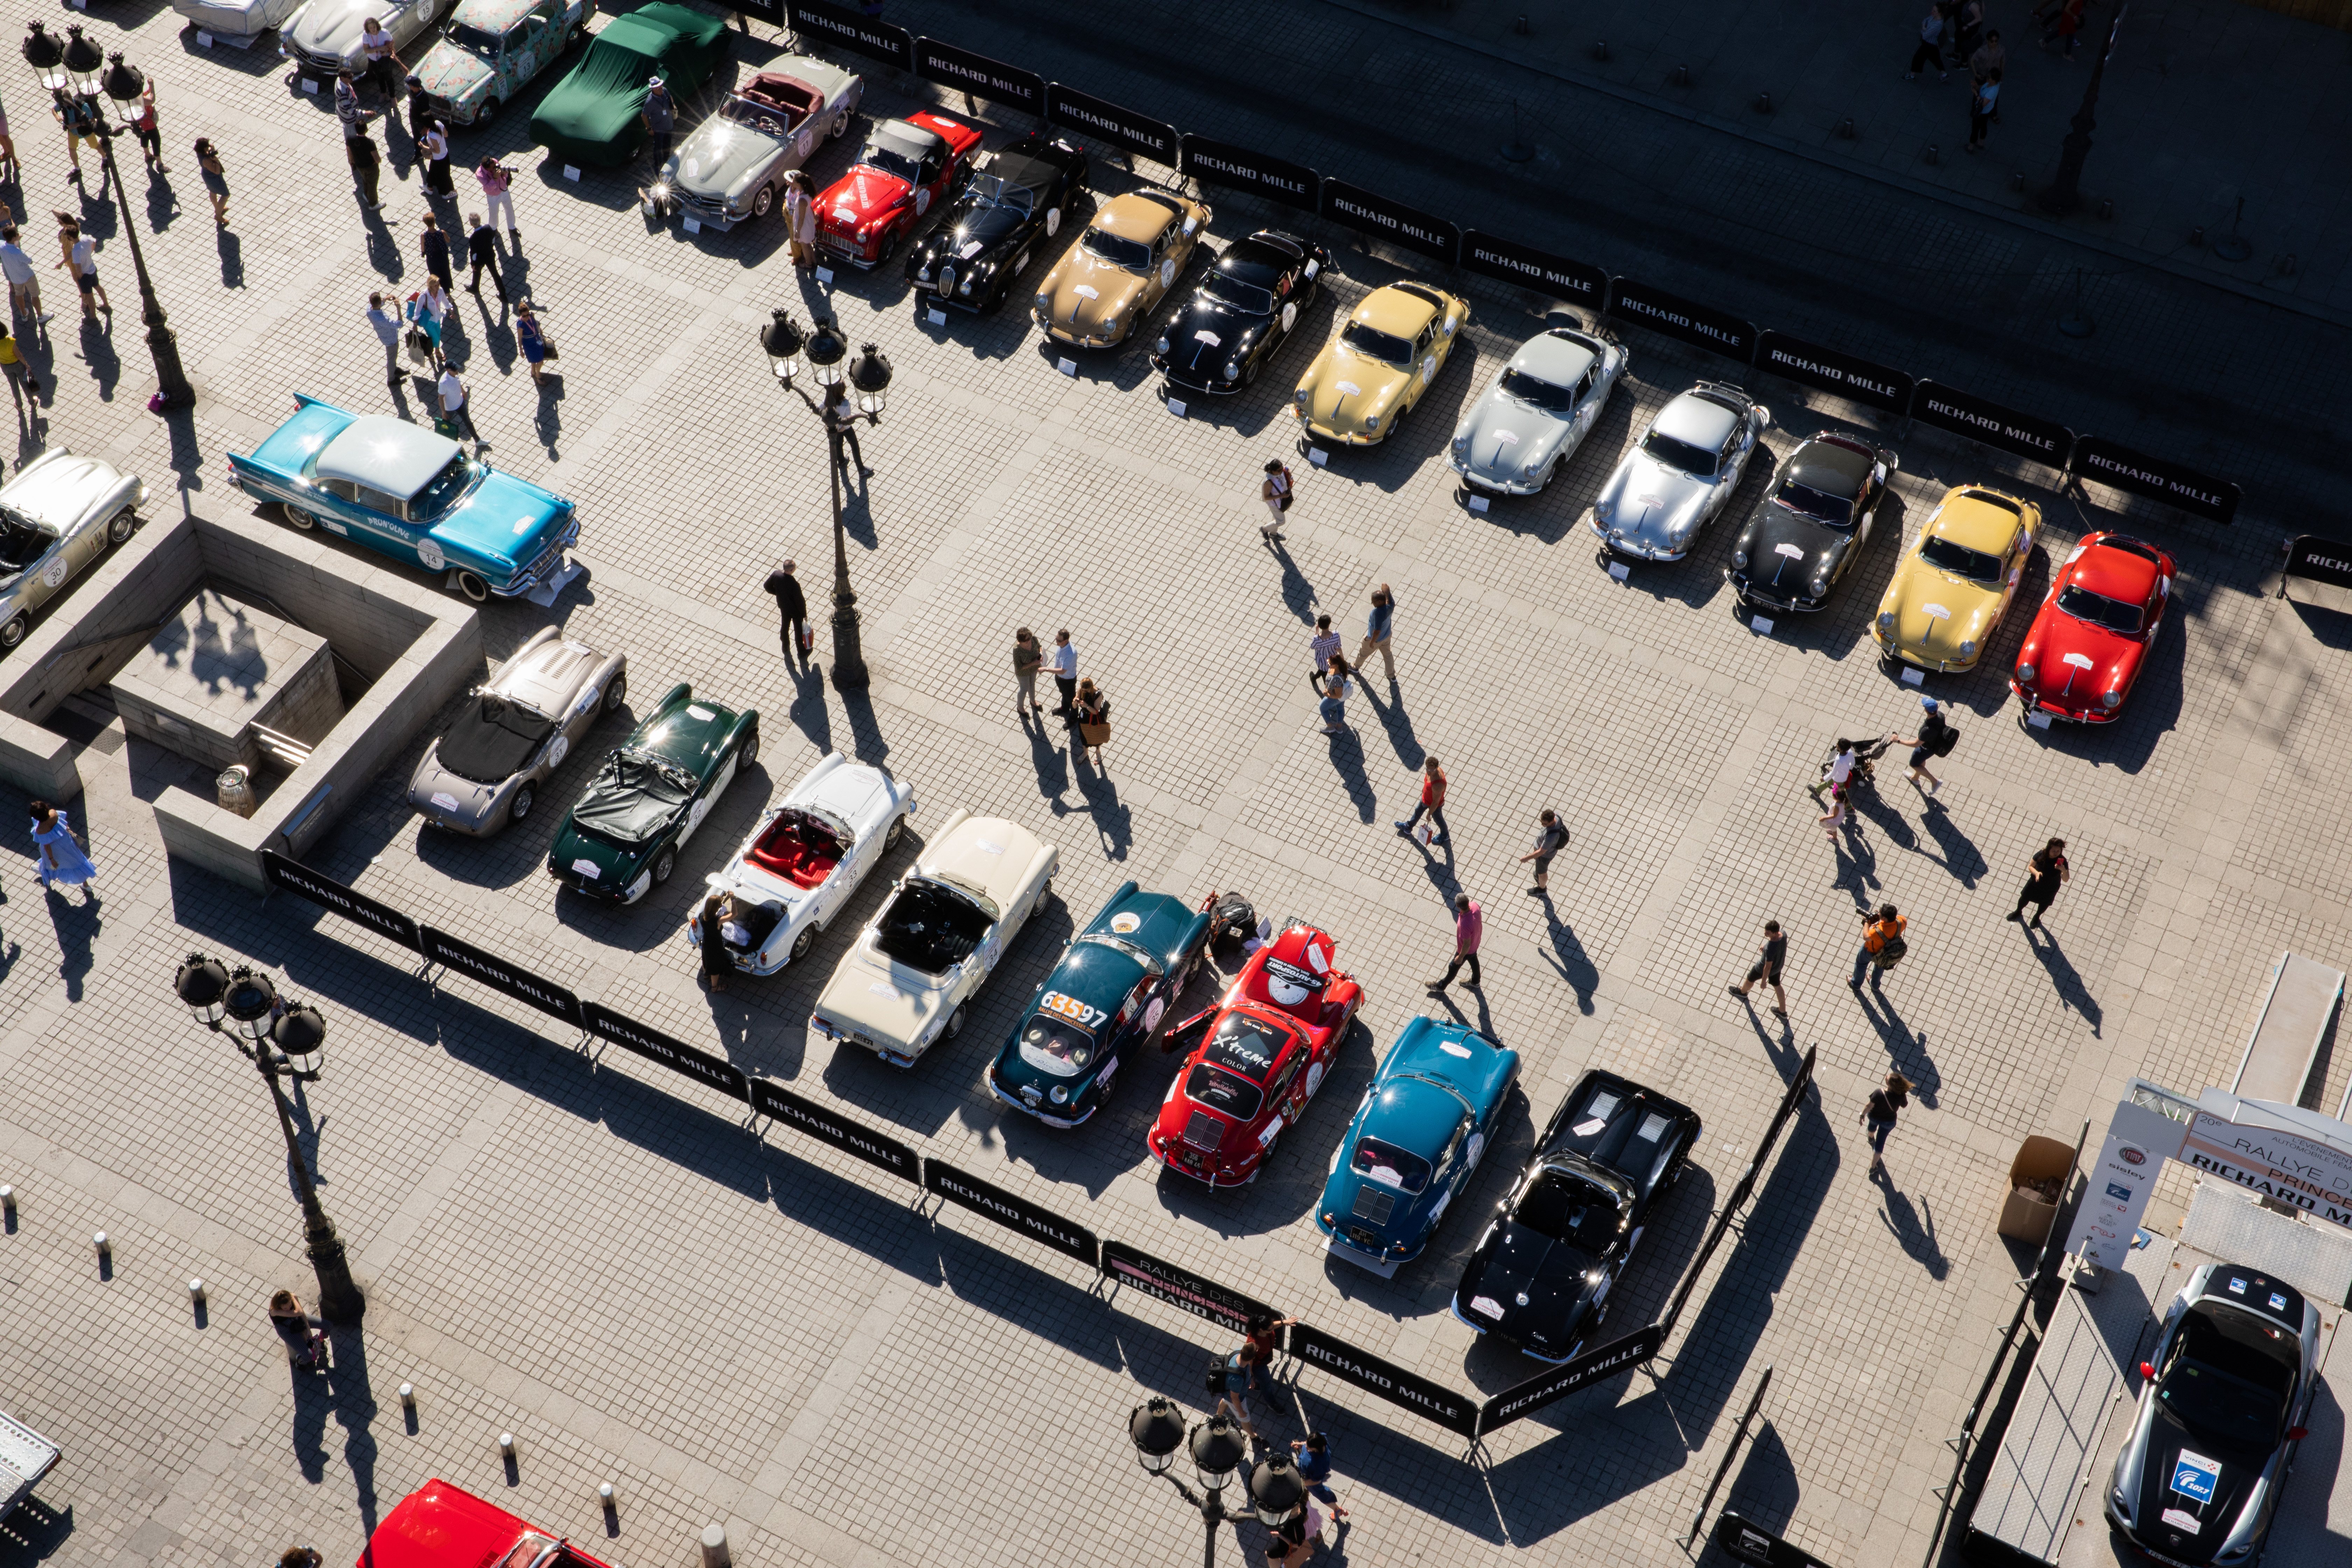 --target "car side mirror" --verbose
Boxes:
[2288,1425,2308,1441]
[2138,1361,2154,1379]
